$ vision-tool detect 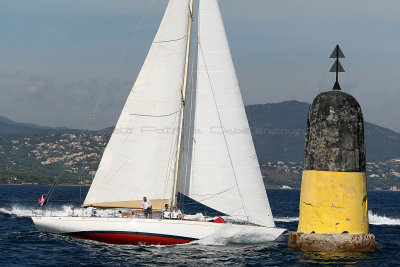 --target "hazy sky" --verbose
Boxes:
[1,0,399,131]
